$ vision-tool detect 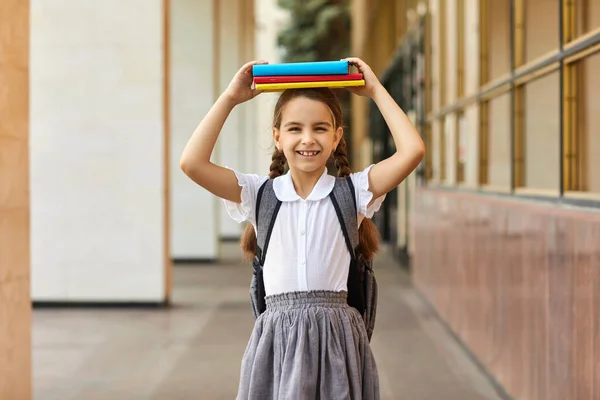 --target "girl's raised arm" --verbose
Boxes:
[180,60,267,203]
[344,57,425,202]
